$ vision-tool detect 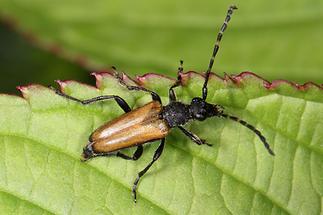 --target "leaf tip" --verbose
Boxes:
[91,72,104,88]
[16,85,27,92]
[232,72,323,91]
[135,75,146,84]
[136,73,175,86]
[55,80,67,89]
[16,84,47,99]
[16,85,30,98]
